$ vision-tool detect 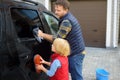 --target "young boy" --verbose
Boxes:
[36,38,70,80]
